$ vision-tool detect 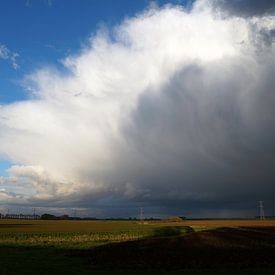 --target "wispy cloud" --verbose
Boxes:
[0,44,19,70]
